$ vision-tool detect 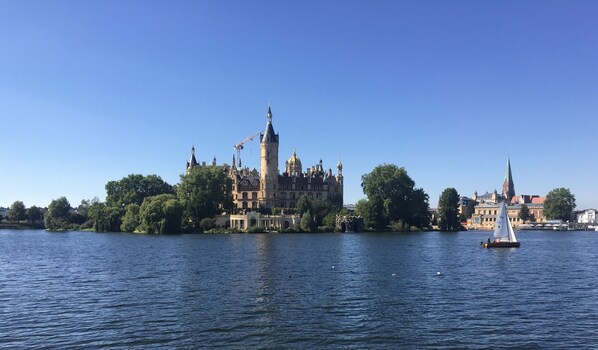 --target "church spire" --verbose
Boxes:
[502,157,515,203]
